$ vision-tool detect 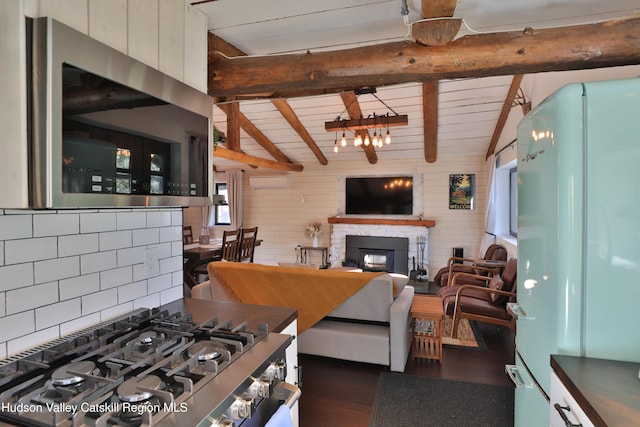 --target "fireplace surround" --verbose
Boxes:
[345,235,409,275]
